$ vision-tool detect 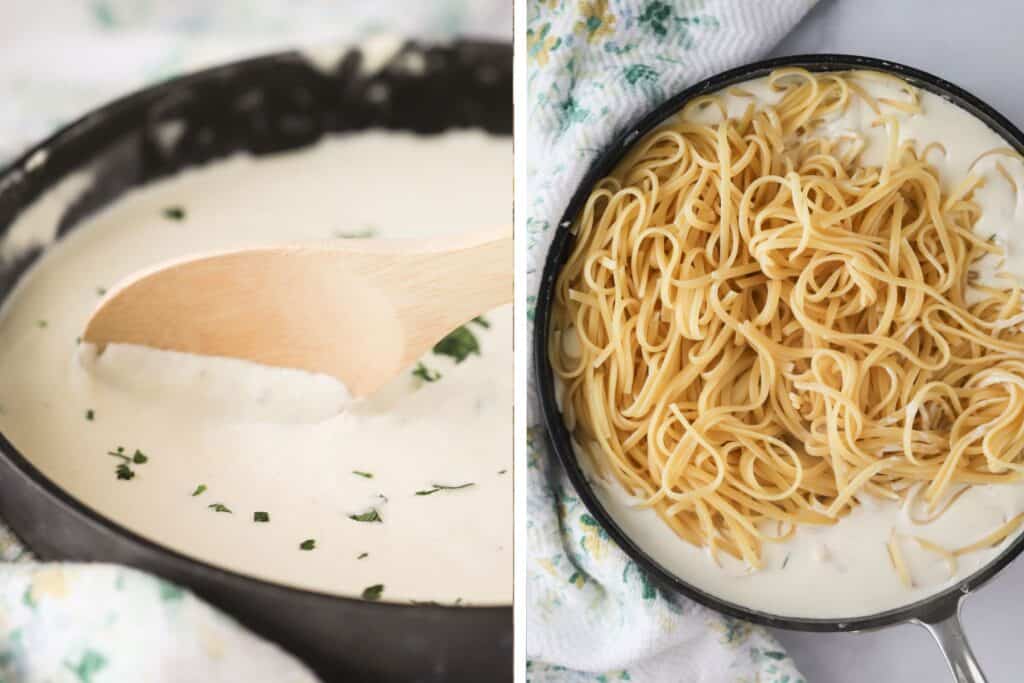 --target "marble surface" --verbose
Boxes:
[768,3,1024,681]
